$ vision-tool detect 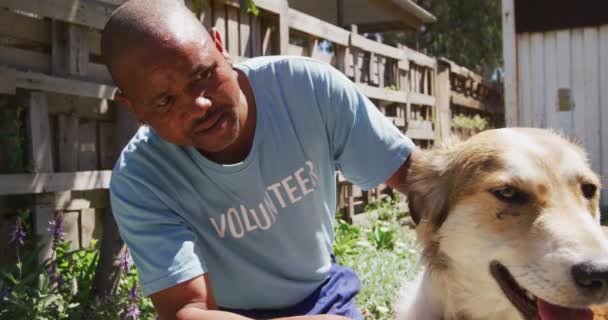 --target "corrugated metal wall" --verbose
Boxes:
[515,25,608,206]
